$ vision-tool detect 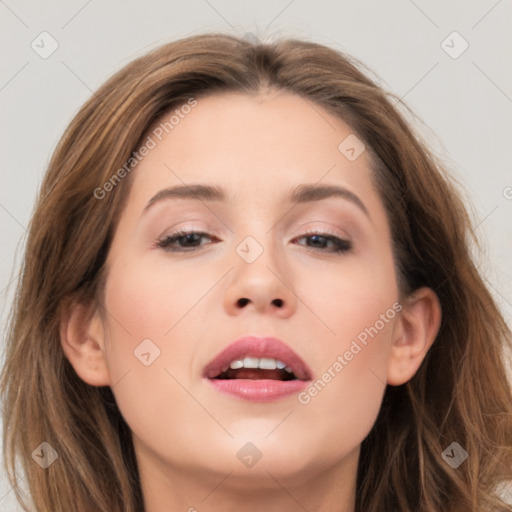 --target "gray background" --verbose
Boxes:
[1,1,511,509]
